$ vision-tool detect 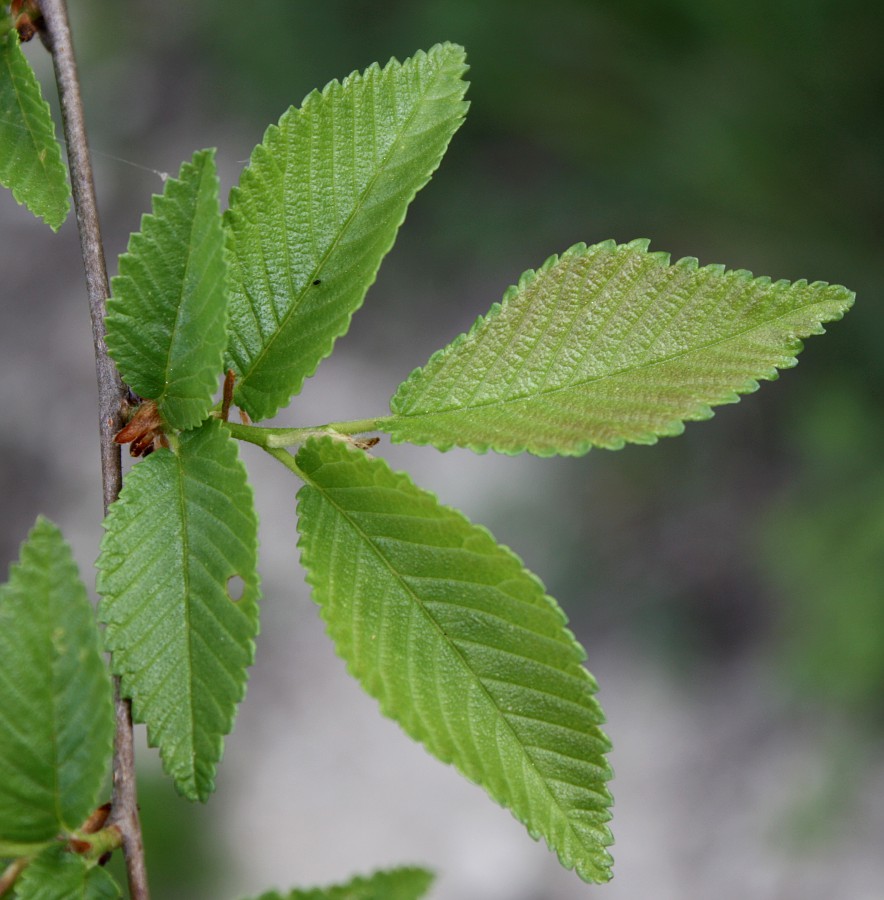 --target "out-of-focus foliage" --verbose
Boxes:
[762,383,884,718]
[101,769,227,900]
[182,2,882,281]
[14,844,121,899]
[244,866,434,900]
